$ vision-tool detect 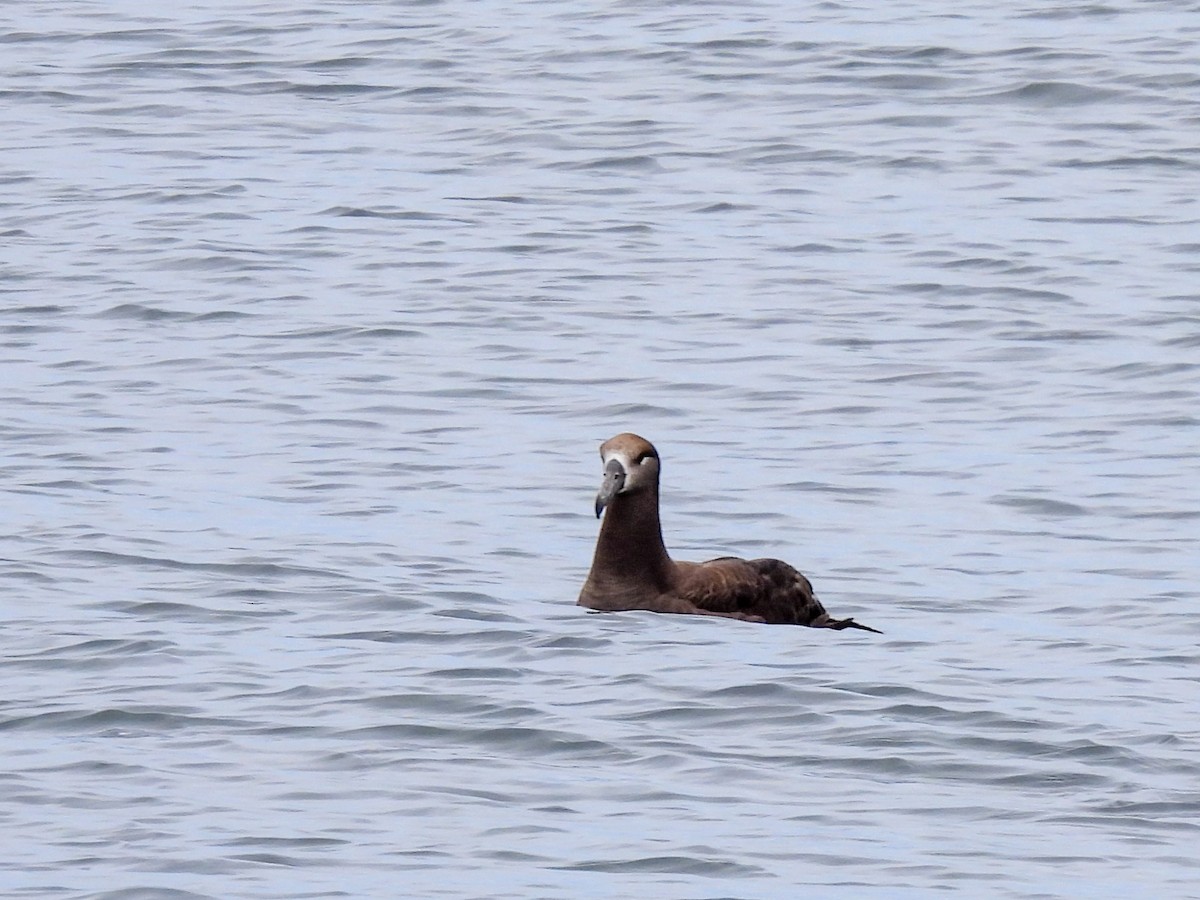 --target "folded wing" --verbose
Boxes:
[675,557,881,632]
